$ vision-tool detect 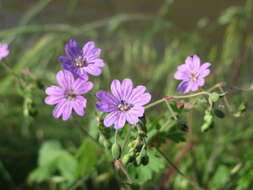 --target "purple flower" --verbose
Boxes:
[44,70,93,120]
[0,43,9,60]
[174,55,211,94]
[96,79,151,129]
[58,39,105,79]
